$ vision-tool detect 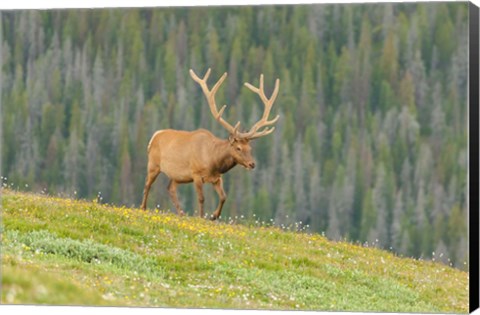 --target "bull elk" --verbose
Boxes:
[140,68,280,220]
